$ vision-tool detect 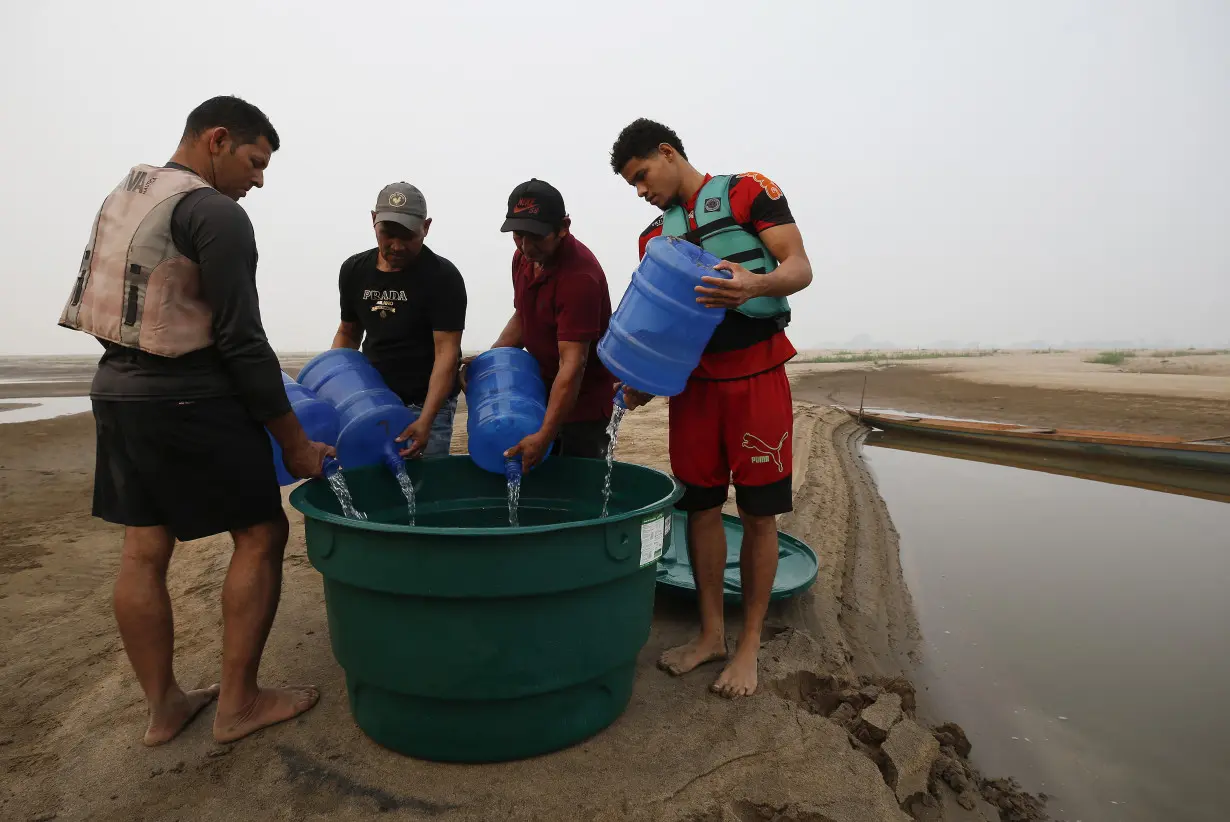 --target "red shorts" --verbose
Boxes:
[667,365,794,516]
